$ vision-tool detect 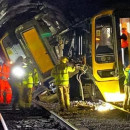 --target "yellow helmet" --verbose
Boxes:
[60,57,69,63]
